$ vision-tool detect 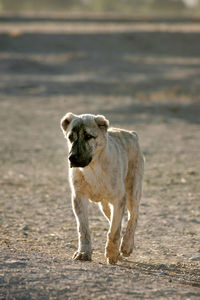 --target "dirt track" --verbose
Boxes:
[0,14,200,299]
